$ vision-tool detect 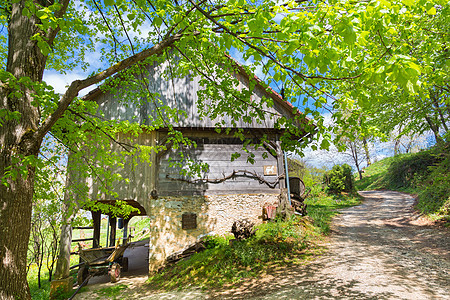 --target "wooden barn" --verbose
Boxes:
[69,56,314,272]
